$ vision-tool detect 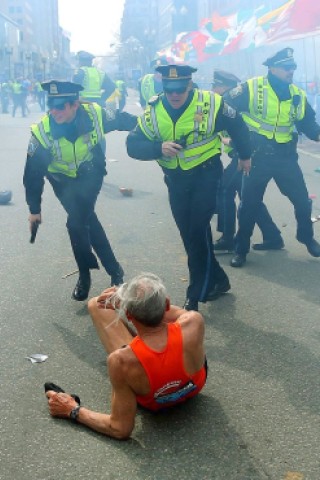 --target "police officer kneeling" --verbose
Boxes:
[127,64,251,311]
[23,80,137,301]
